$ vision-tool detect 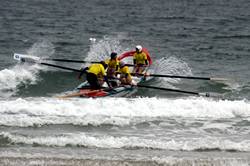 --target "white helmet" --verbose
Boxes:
[119,61,126,68]
[135,45,142,52]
